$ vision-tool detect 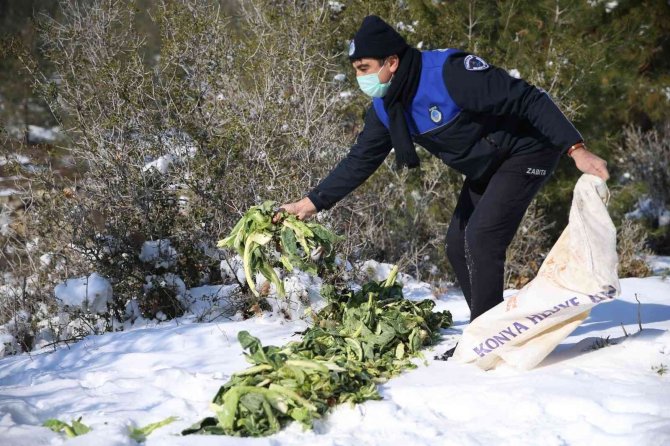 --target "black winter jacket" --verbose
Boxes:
[307,52,582,211]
